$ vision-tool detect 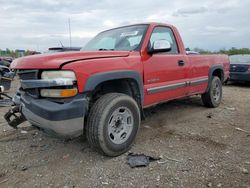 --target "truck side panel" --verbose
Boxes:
[140,23,229,108]
[187,54,229,95]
